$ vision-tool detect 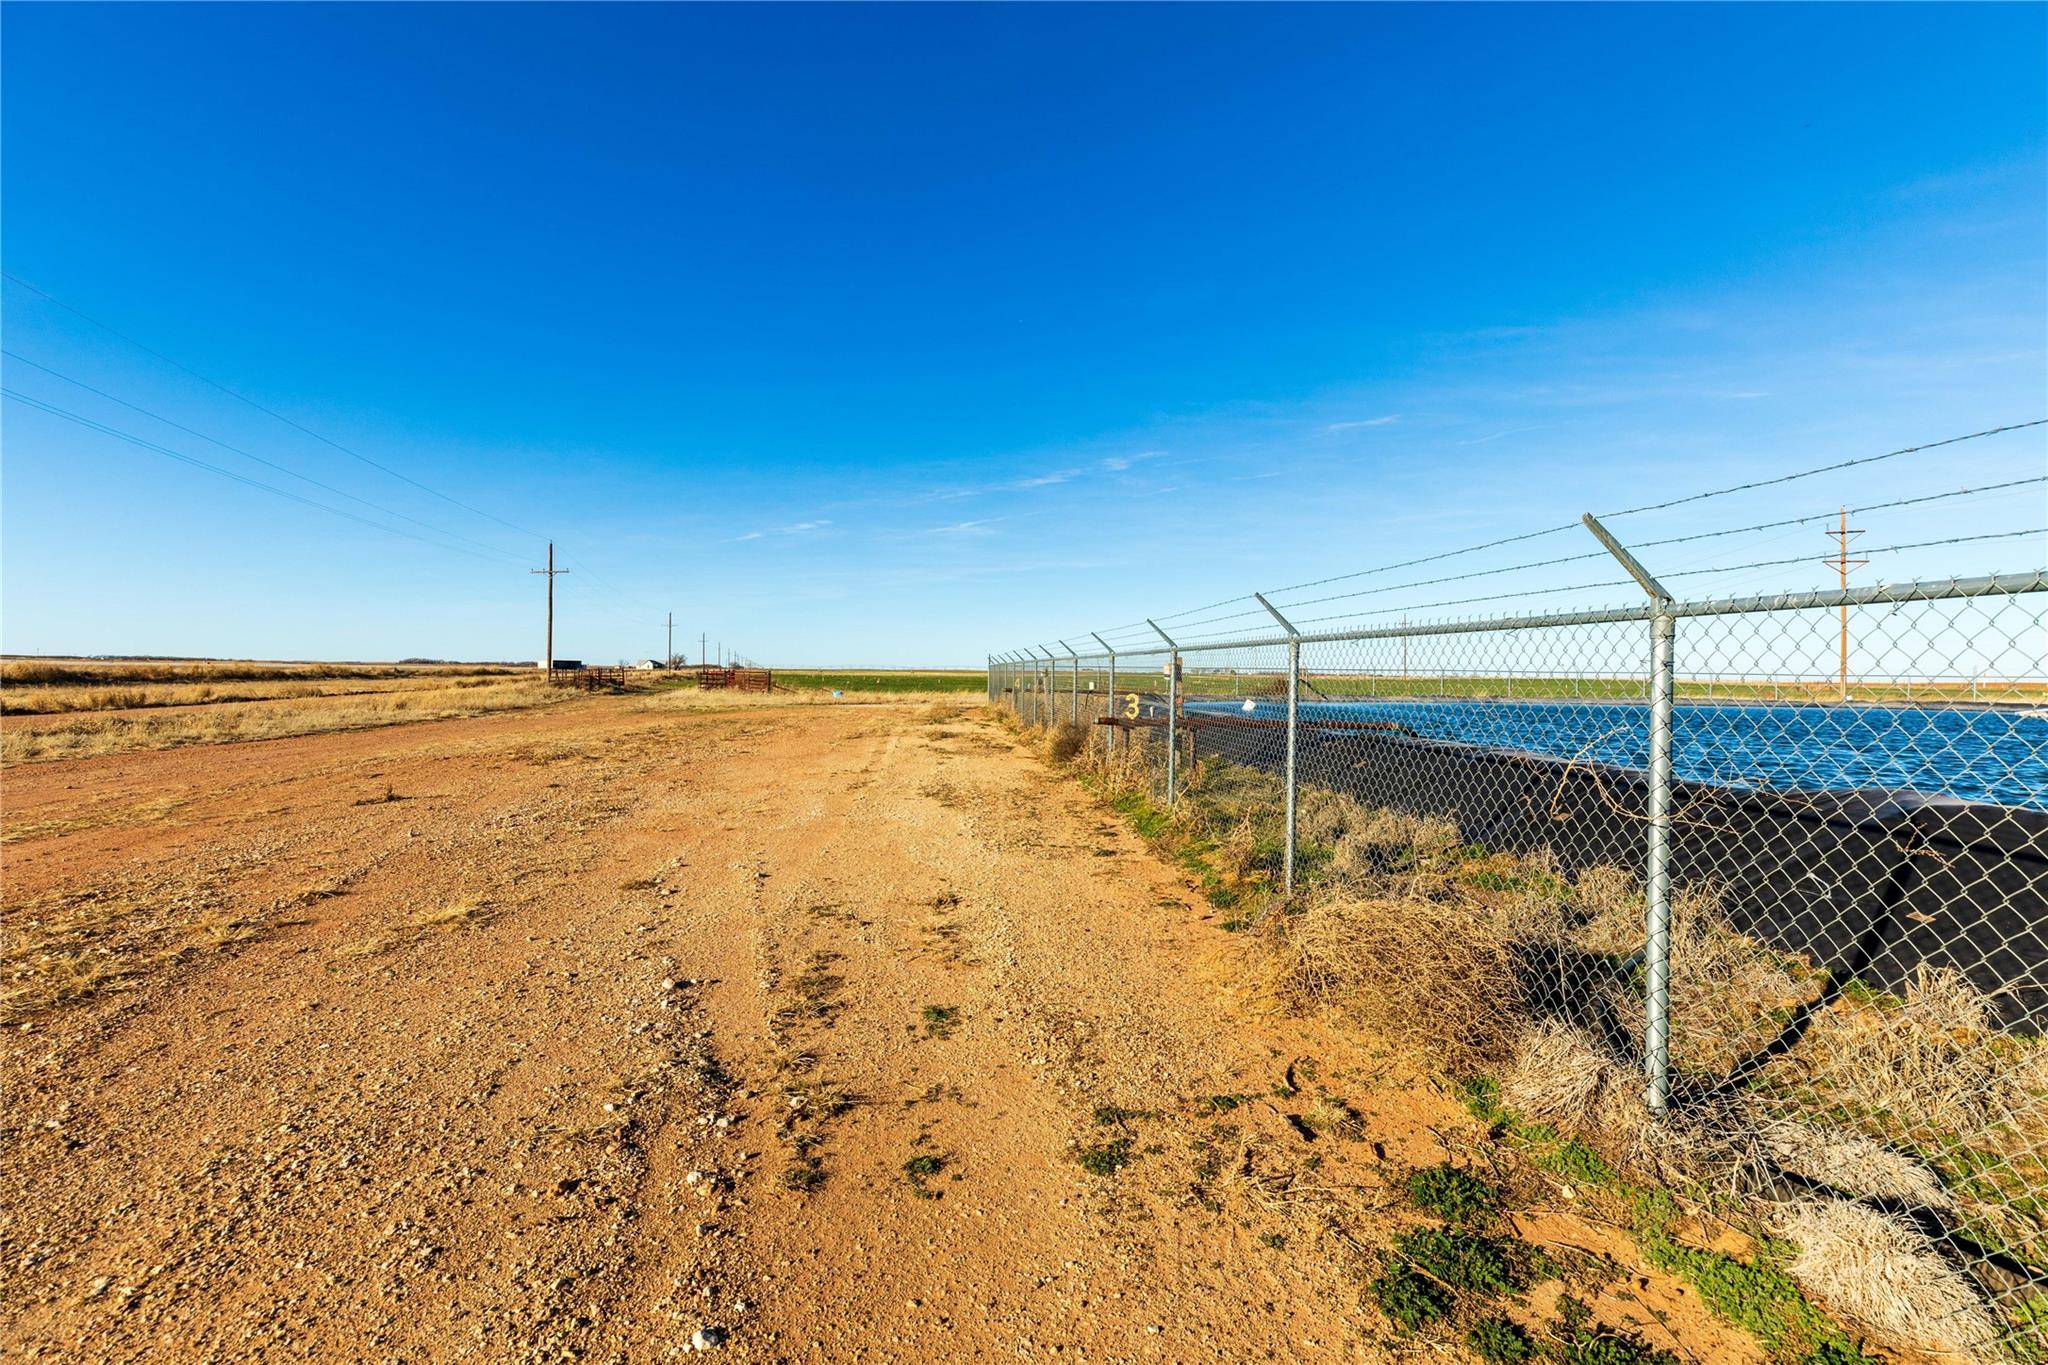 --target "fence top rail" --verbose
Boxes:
[999,570,2047,662]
